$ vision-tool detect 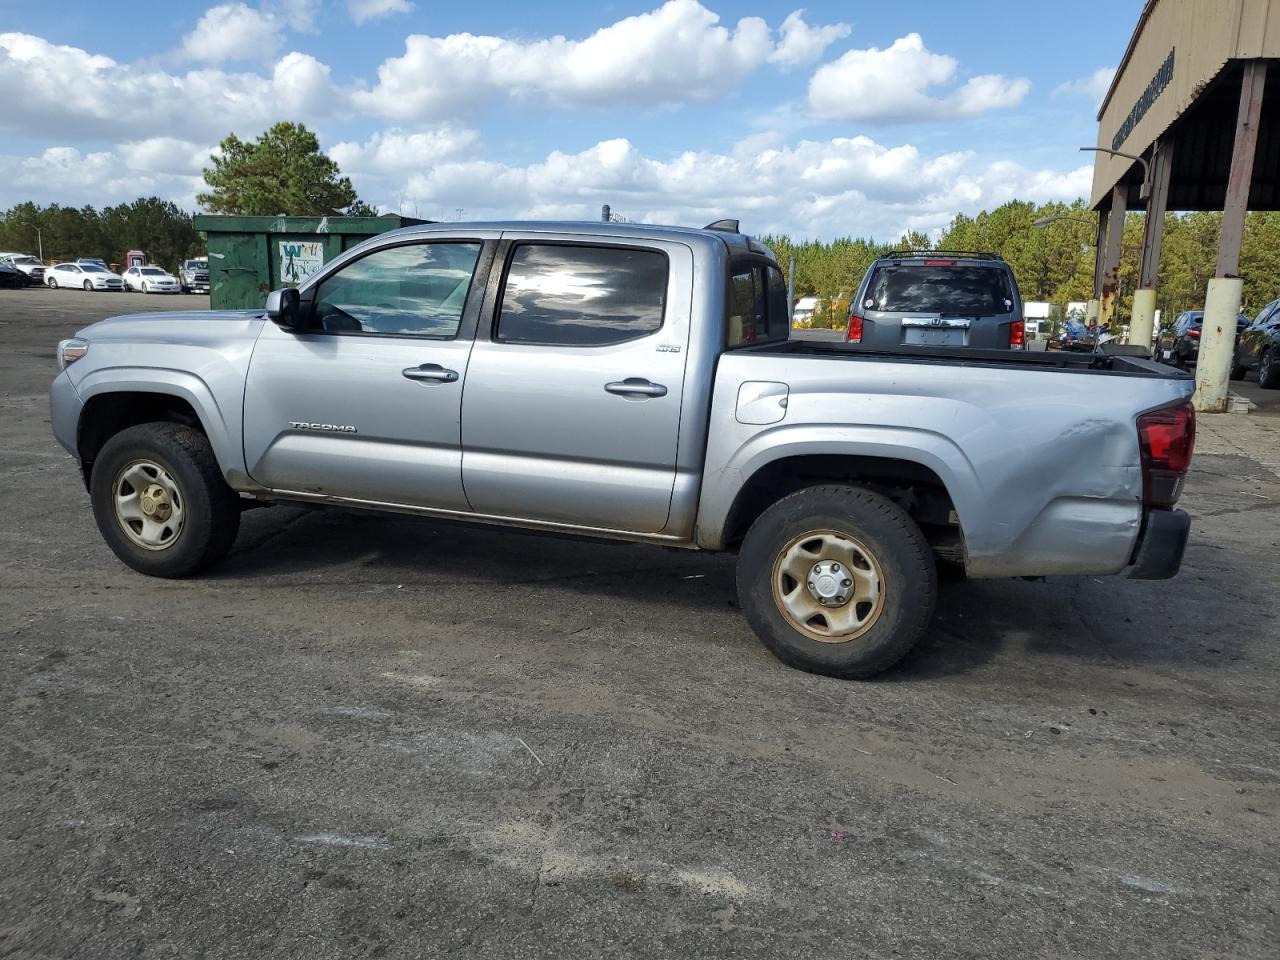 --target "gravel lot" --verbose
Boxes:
[2,286,1277,959]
